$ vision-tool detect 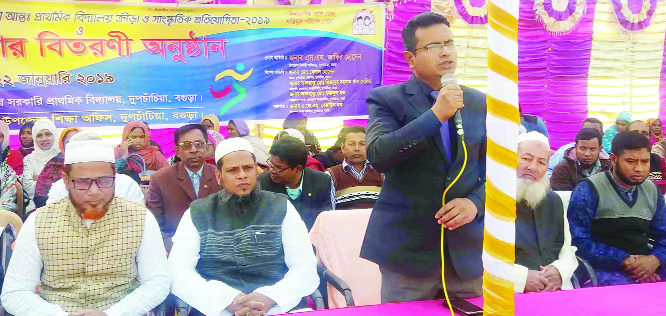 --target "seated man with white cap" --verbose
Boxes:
[168,138,318,316]
[45,131,146,206]
[515,132,578,293]
[1,132,170,316]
